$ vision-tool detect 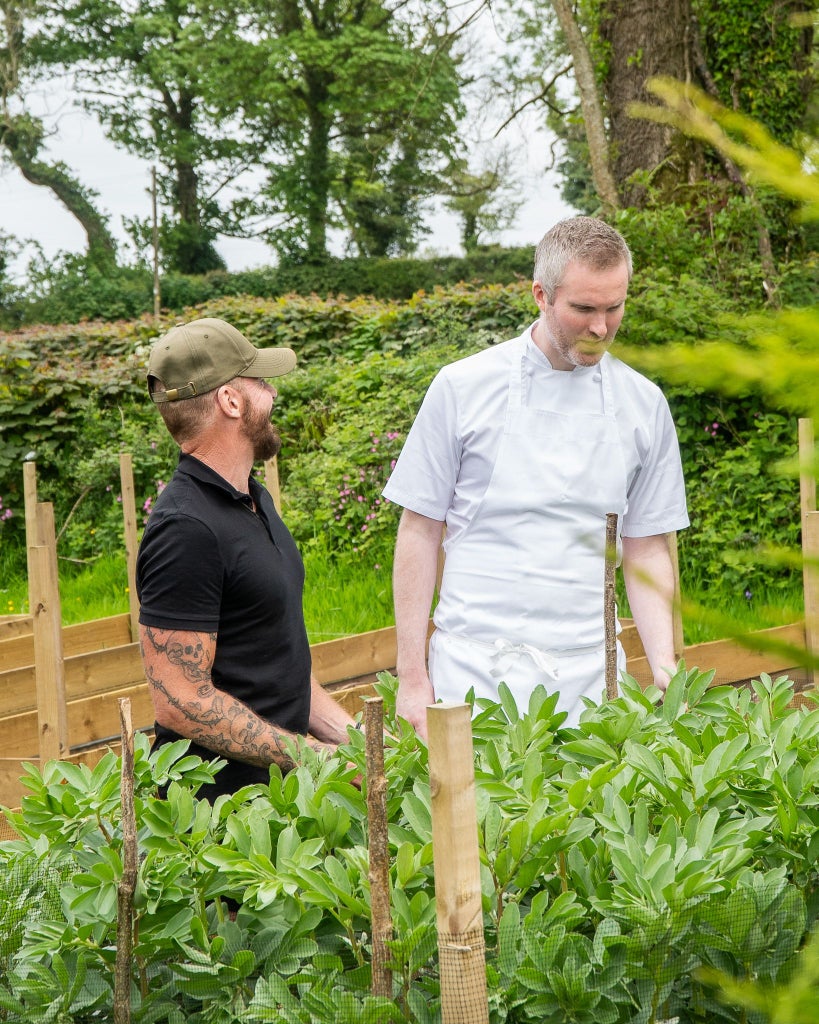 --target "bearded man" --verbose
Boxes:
[137,317,356,800]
